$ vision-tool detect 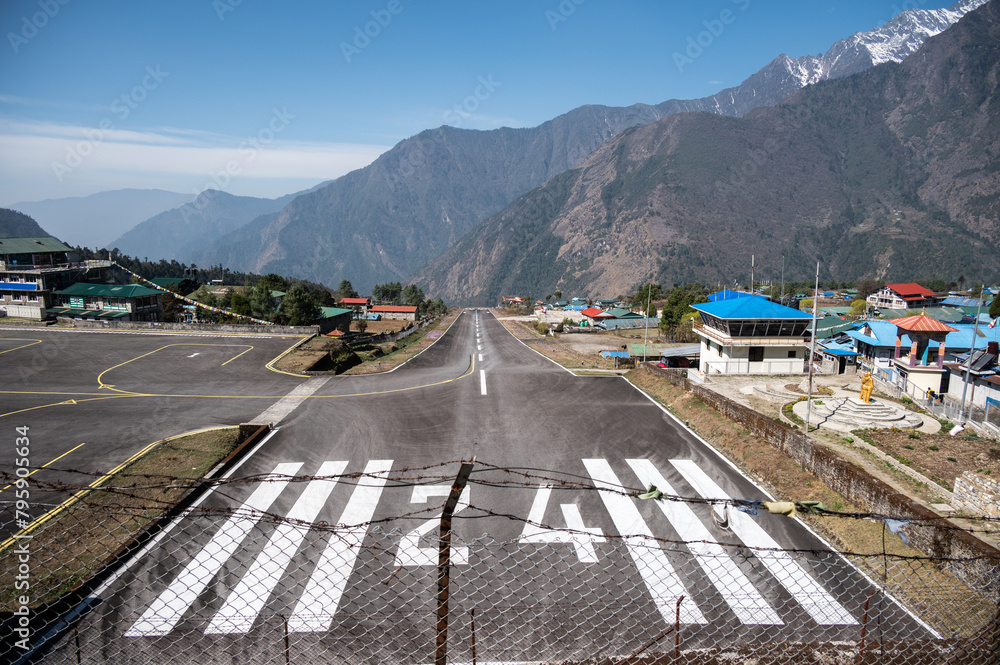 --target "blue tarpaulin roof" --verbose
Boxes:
[692,297,813,320]
[707,290,756,302]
